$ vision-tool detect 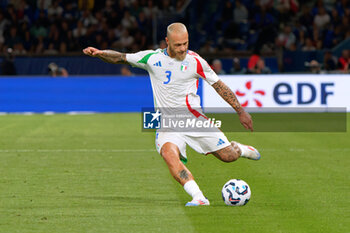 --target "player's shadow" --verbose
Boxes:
[70,195,227,207]
[70,195,182,206]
